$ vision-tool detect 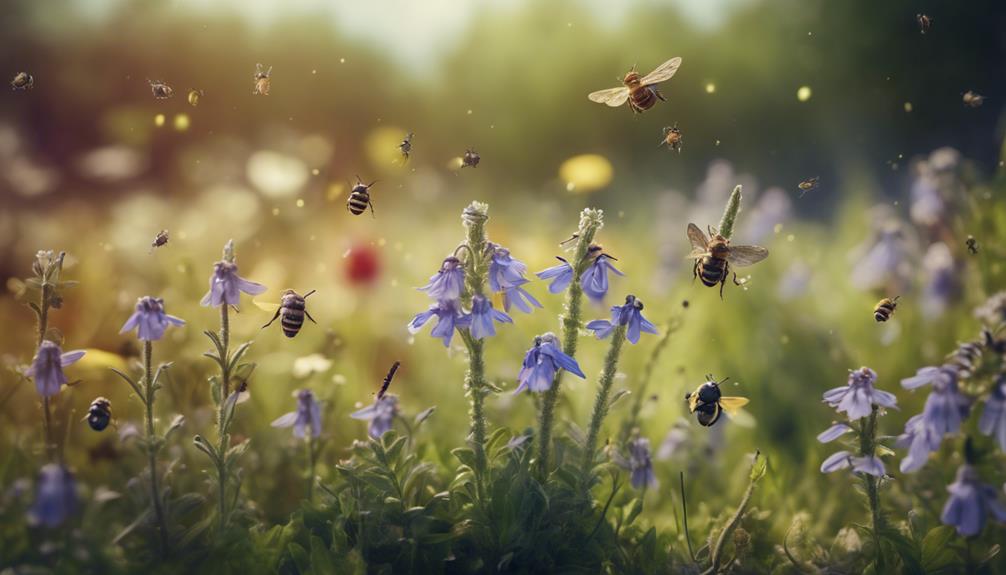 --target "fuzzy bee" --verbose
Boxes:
[798,177,820,198]
[149,230,169,253]
[253,63,272,95]
[378,361,401,399]
[962,91,985,108]
[686,223,769,298]
[589,57,682,114]
[262,289,317,338]
[187,89,204,107]
[686,375,749,427]
[347,176,378,216]
[966,235,979,255]
[873,296,899,322]
[10,72,33,90]
[85,397,112,431]
[148,80,173,99]
[461,149,481,168]
[659,124,683,153]
[916,13,932,34]
[399,132,414,161]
